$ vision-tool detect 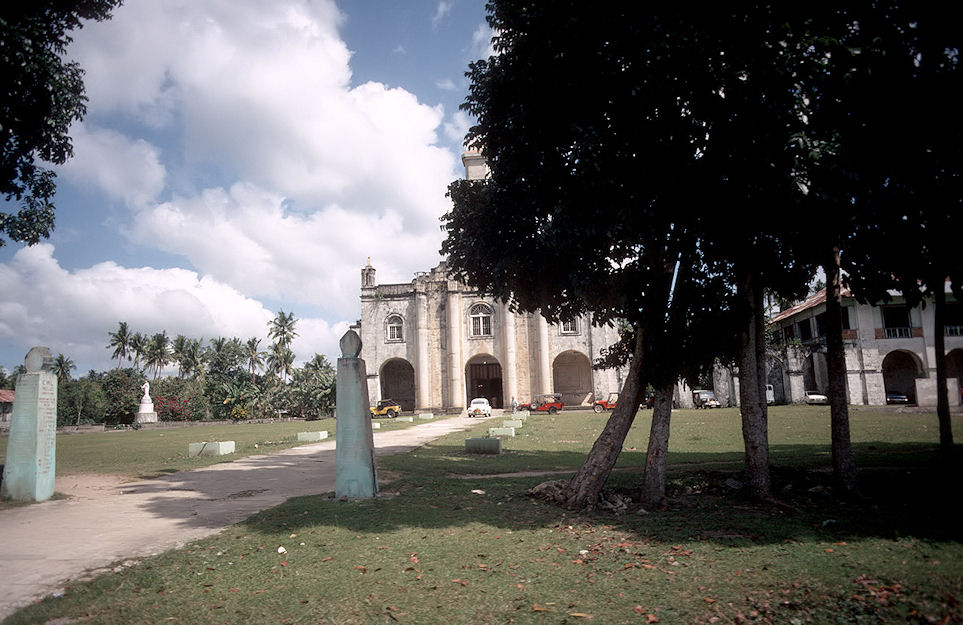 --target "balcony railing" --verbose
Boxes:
[947,325,963,337]
[884,327,912,339]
